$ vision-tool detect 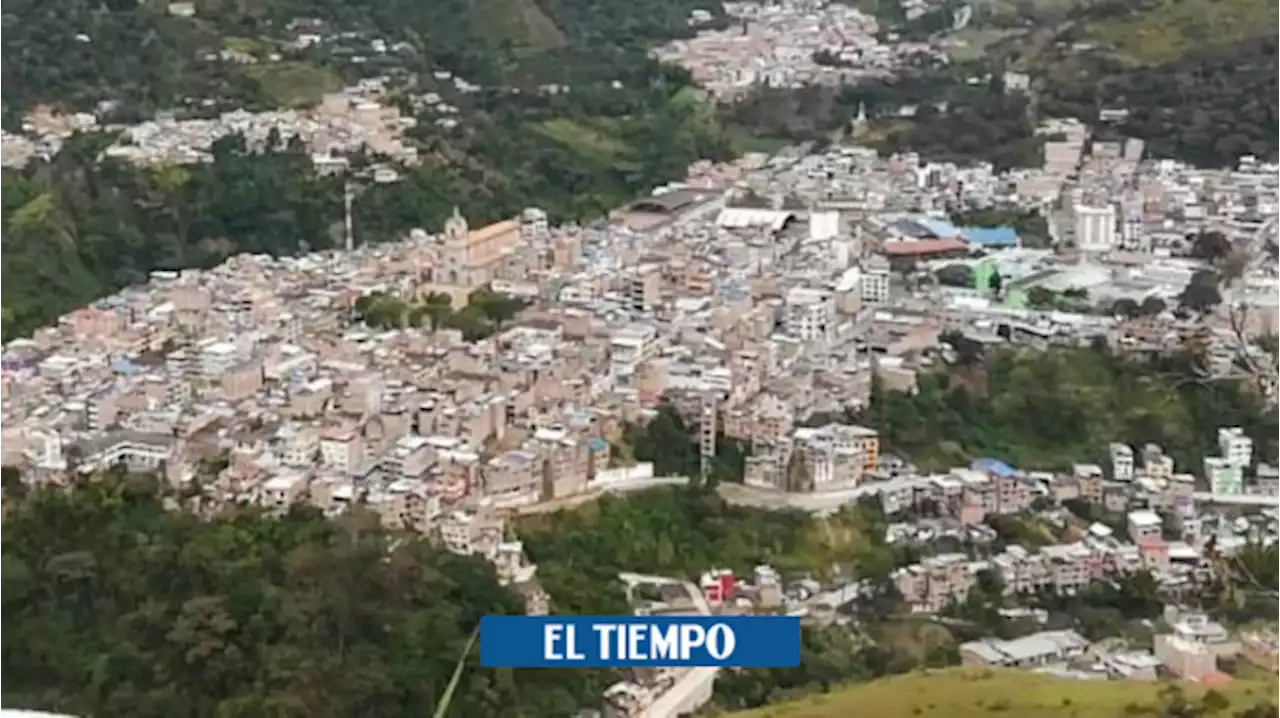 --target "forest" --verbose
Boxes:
[1,0,719,122]
[516,485,895,613]
[1,473,615,718]
[726,63,1043,171]
[853,344,1279,474]
[611,404,751,487]
[1037,36,1279,168]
